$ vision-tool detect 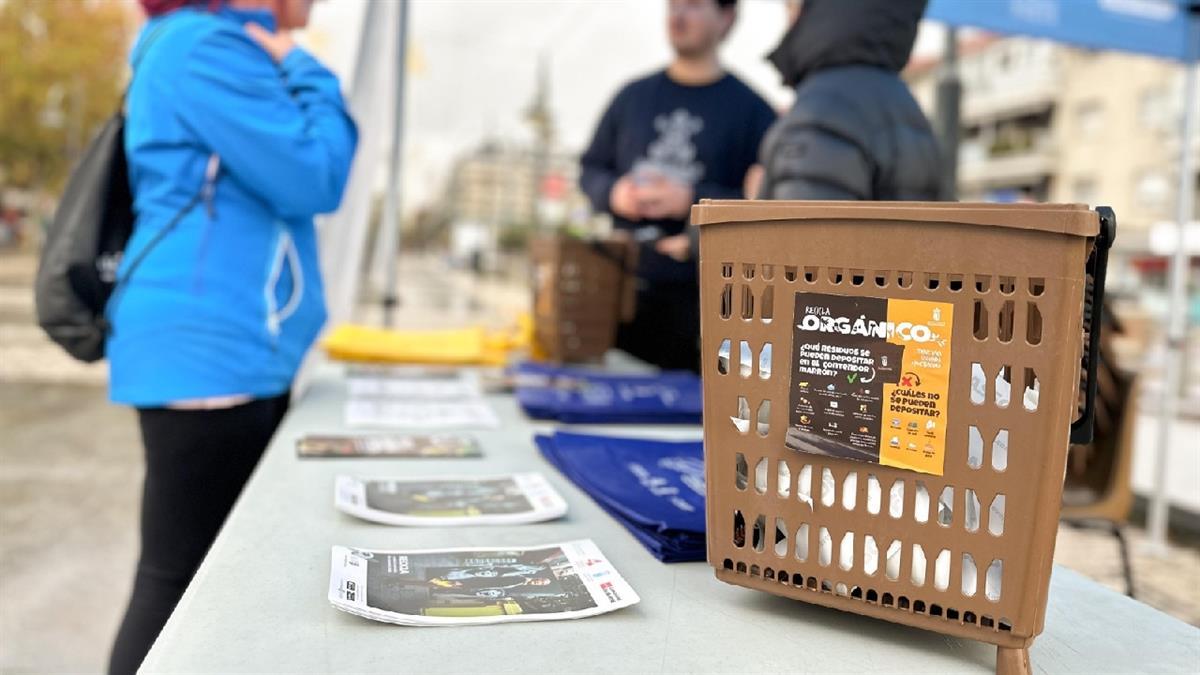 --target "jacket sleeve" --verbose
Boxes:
[578,93,623,218]
[761,121,873,201]
[173,28,359,218]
